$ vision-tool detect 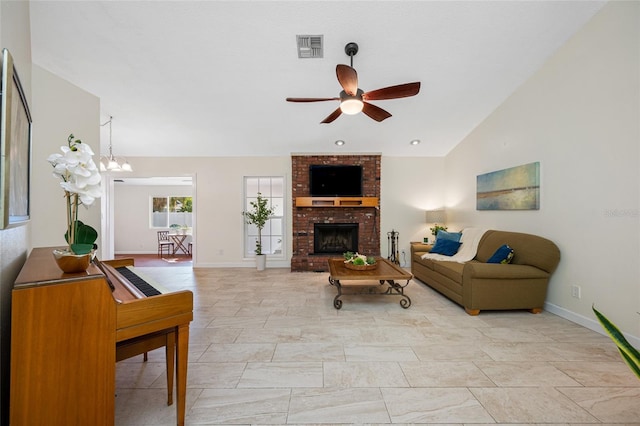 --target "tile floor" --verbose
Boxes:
[115,266,640,425]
